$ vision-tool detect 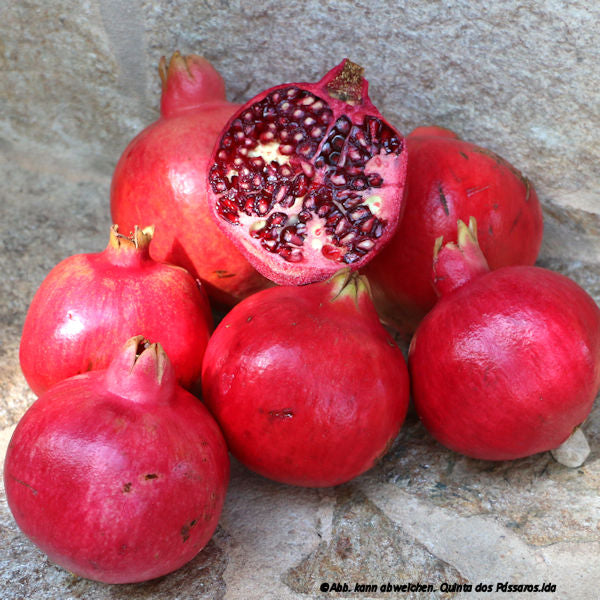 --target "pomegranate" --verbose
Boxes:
[364,127,543,335]
[20,225,212,396]
[201,269,410,487]
[206,59,408,285]
[111,51,270,306]
[4,337,230,584]
[409,219,600,462]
